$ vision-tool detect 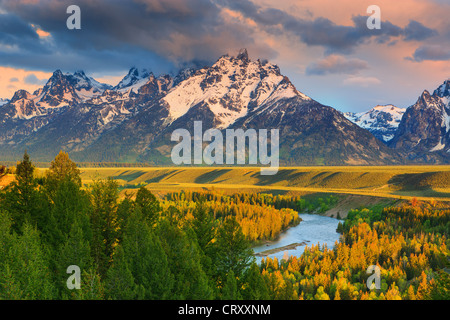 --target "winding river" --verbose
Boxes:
[253,213,341,262]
